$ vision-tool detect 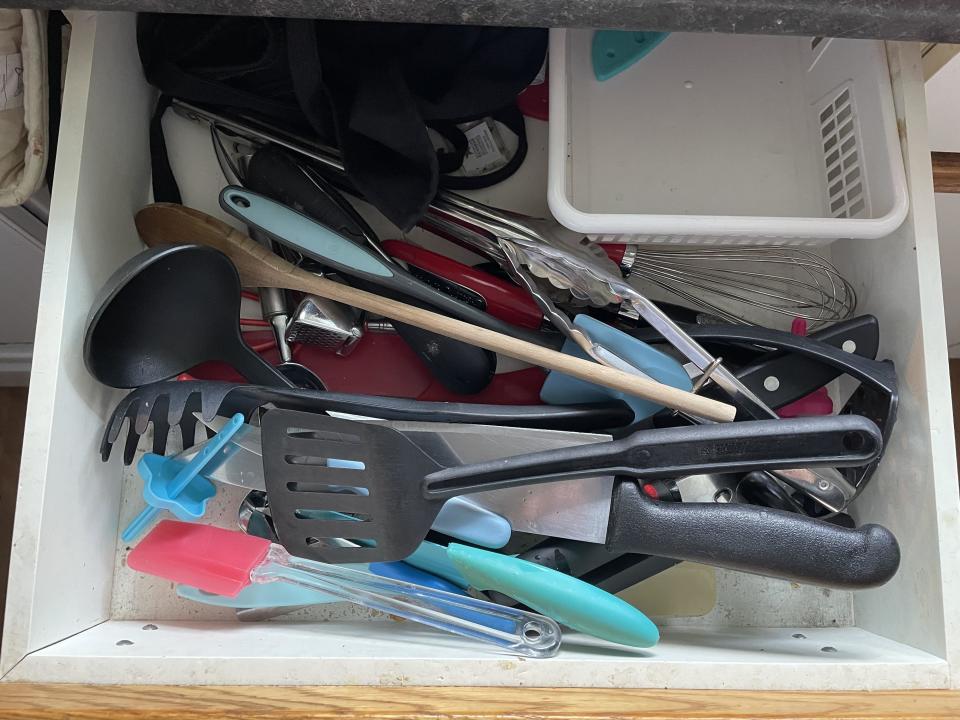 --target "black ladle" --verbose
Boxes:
[84,244,295,388]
